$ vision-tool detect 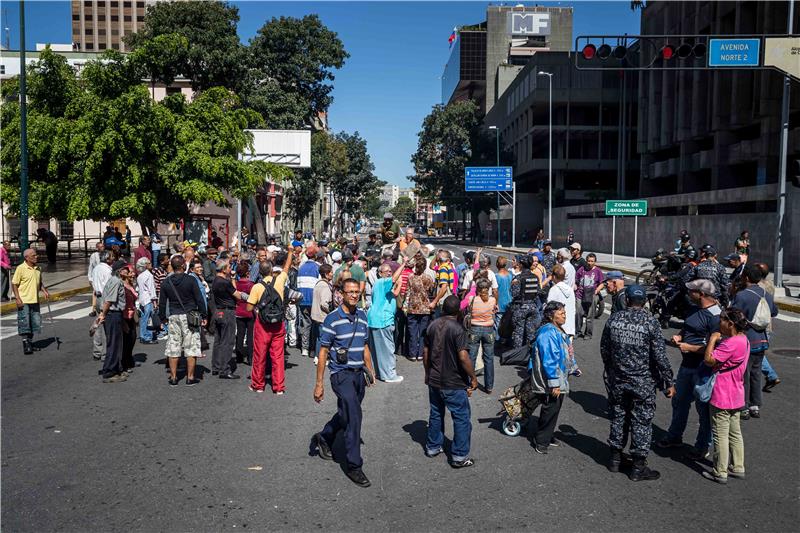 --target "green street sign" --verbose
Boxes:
[605,200,647,216]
